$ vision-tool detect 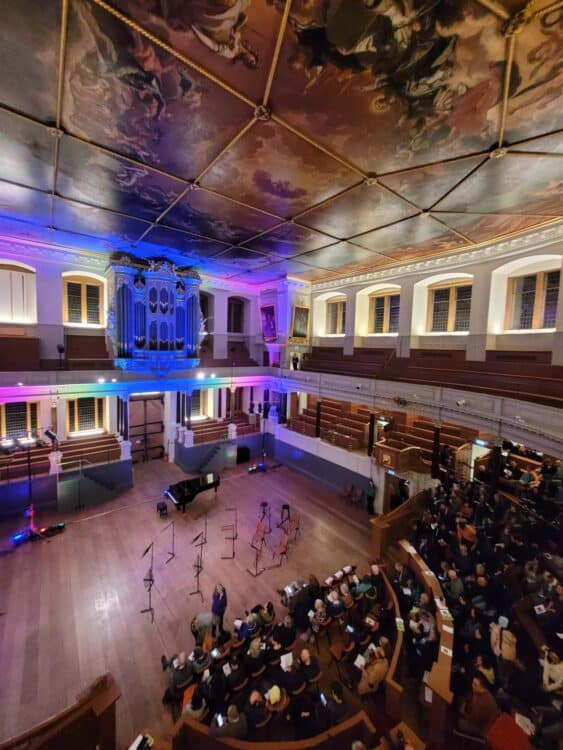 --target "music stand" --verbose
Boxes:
[161,520,175,564]
[140,542,155,622]
[190,531,205,602]
[221,507,238,560]
[259,501,272,534]
[247,544,265,578]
